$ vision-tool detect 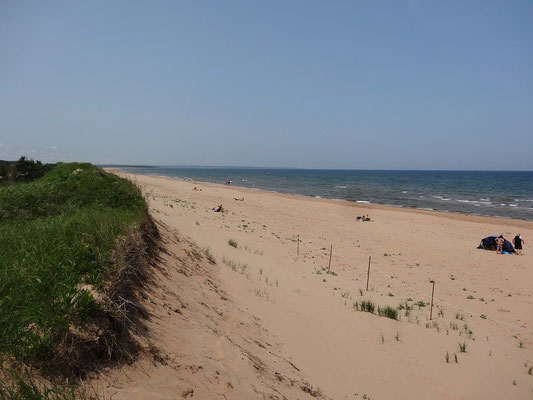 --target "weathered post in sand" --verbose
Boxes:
[328,244,333,272]
[366,256,371,291]
[297,234,300,257]
[430,282,435,320]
